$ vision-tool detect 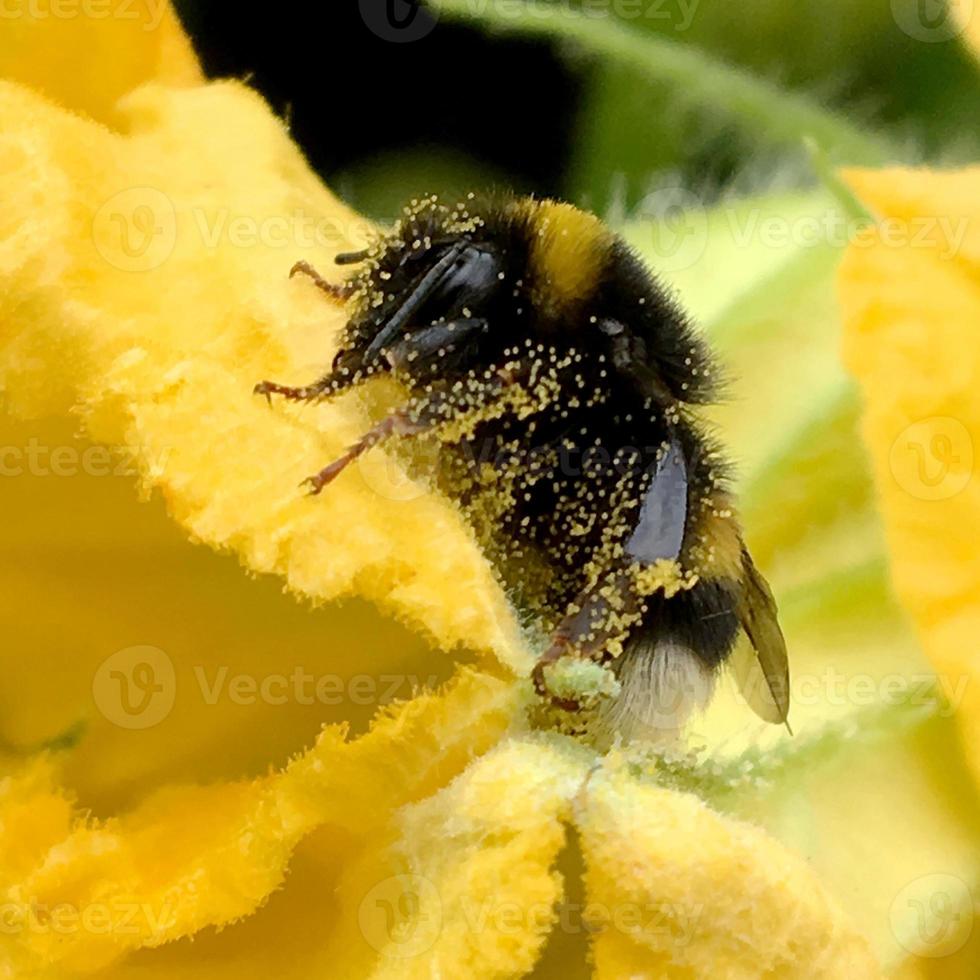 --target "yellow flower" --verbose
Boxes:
[840,166,980,784]
[0,6,978,978]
